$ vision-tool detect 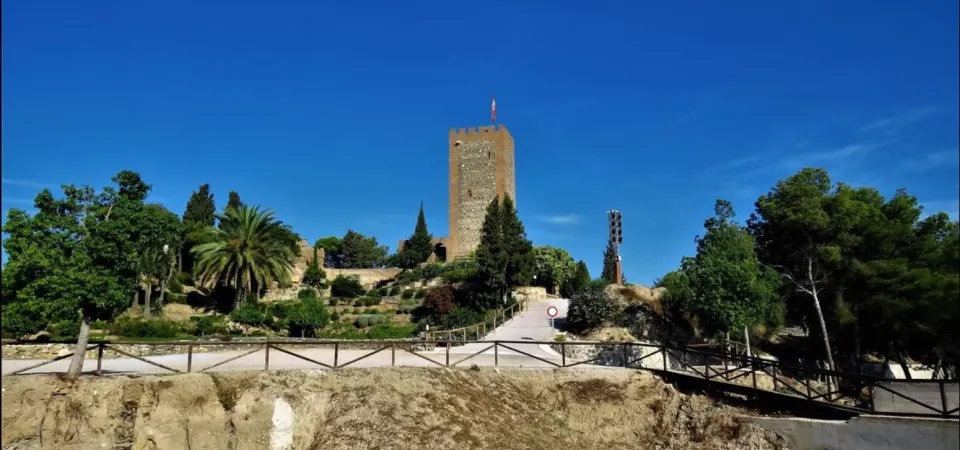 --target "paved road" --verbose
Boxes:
[1,298,574,376]
[454,298,569,358]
